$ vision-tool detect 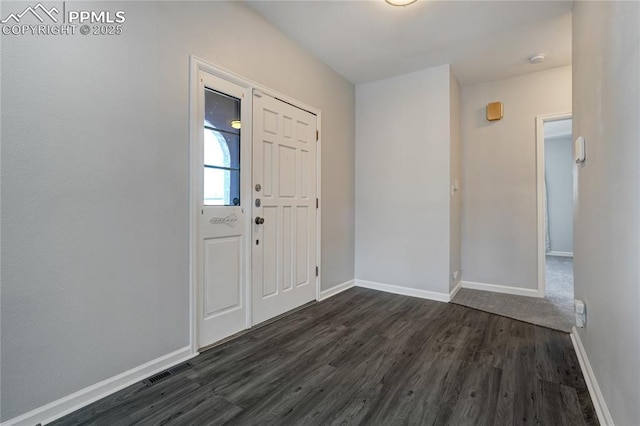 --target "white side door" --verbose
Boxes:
[251,92,318,325]
[196,72,251,348]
